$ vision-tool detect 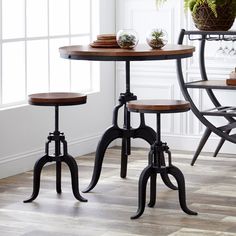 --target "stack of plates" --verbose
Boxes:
[90,34,119,48]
